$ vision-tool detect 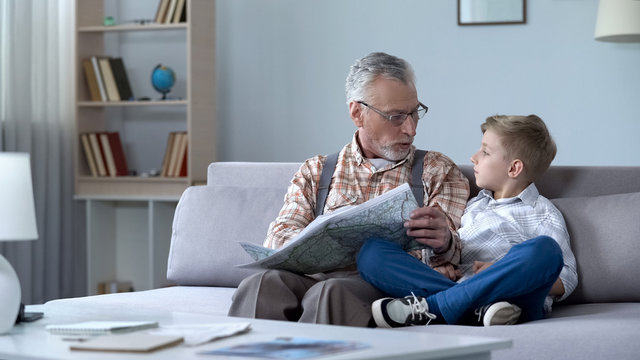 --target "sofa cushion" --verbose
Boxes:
[167,185,286,287]
[551,192,640,304]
